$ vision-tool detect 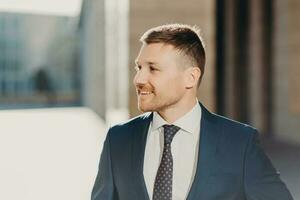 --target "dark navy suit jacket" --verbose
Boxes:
[91,103,293,200]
